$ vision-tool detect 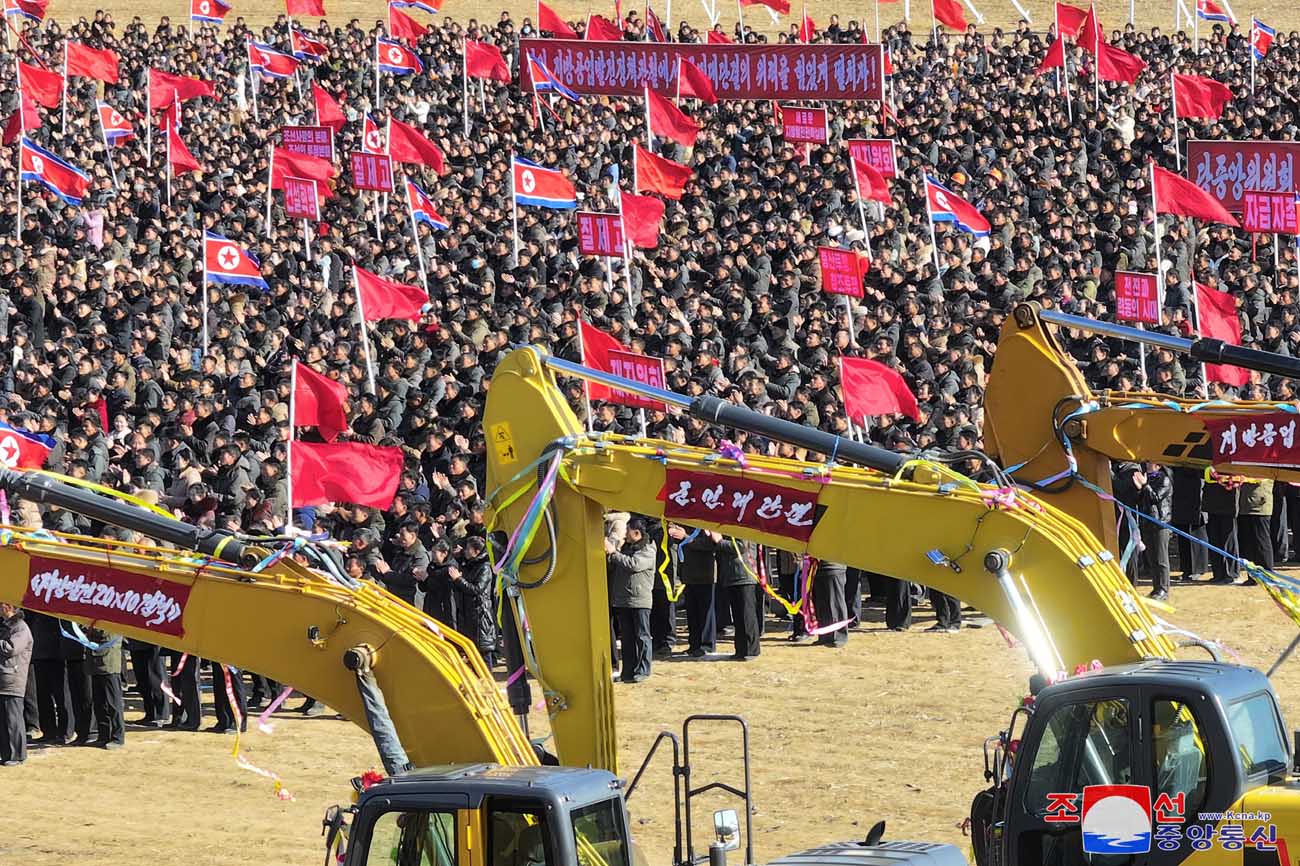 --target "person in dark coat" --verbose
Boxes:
[1203,474,1241,584]
[717,537,760,659]
[672,525,718,657]
[86,627,126,748]
[423,541,460,630]
[28,612,73,743]
[128,639,170,726]
[382,521,431,606]
[647,520,678,660]
[0,603,33,765]
[1170,467,1208,581]
[1114,462,1173,600]
[208,660,247,735]
[812,560,849,647]
[452,535,497,666]
[928,589,963,632]
[167,651,202,731]
[606,517,656,682]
